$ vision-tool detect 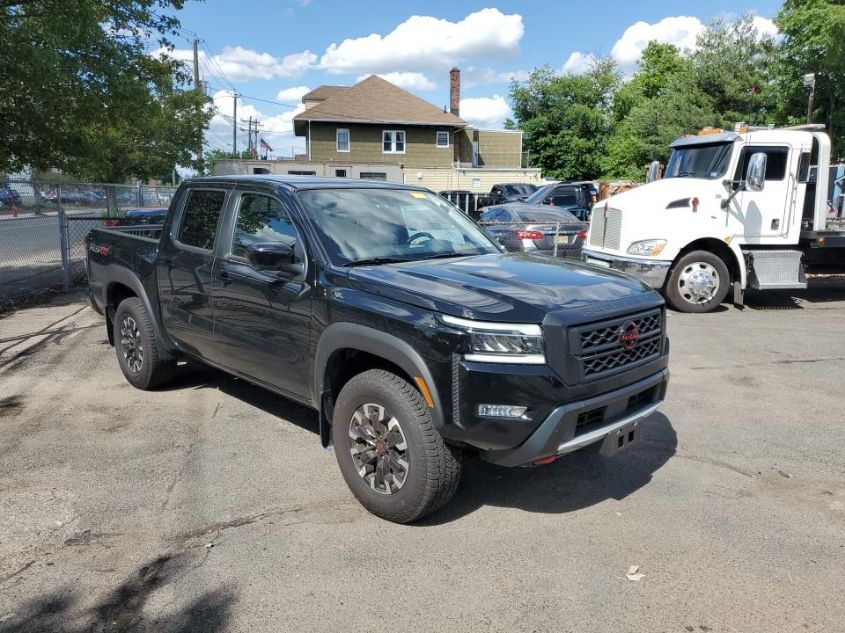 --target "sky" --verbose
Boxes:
[164,0,784,159]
